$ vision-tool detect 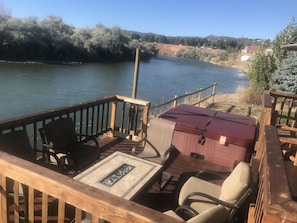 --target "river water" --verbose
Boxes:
[0,56,249,120]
